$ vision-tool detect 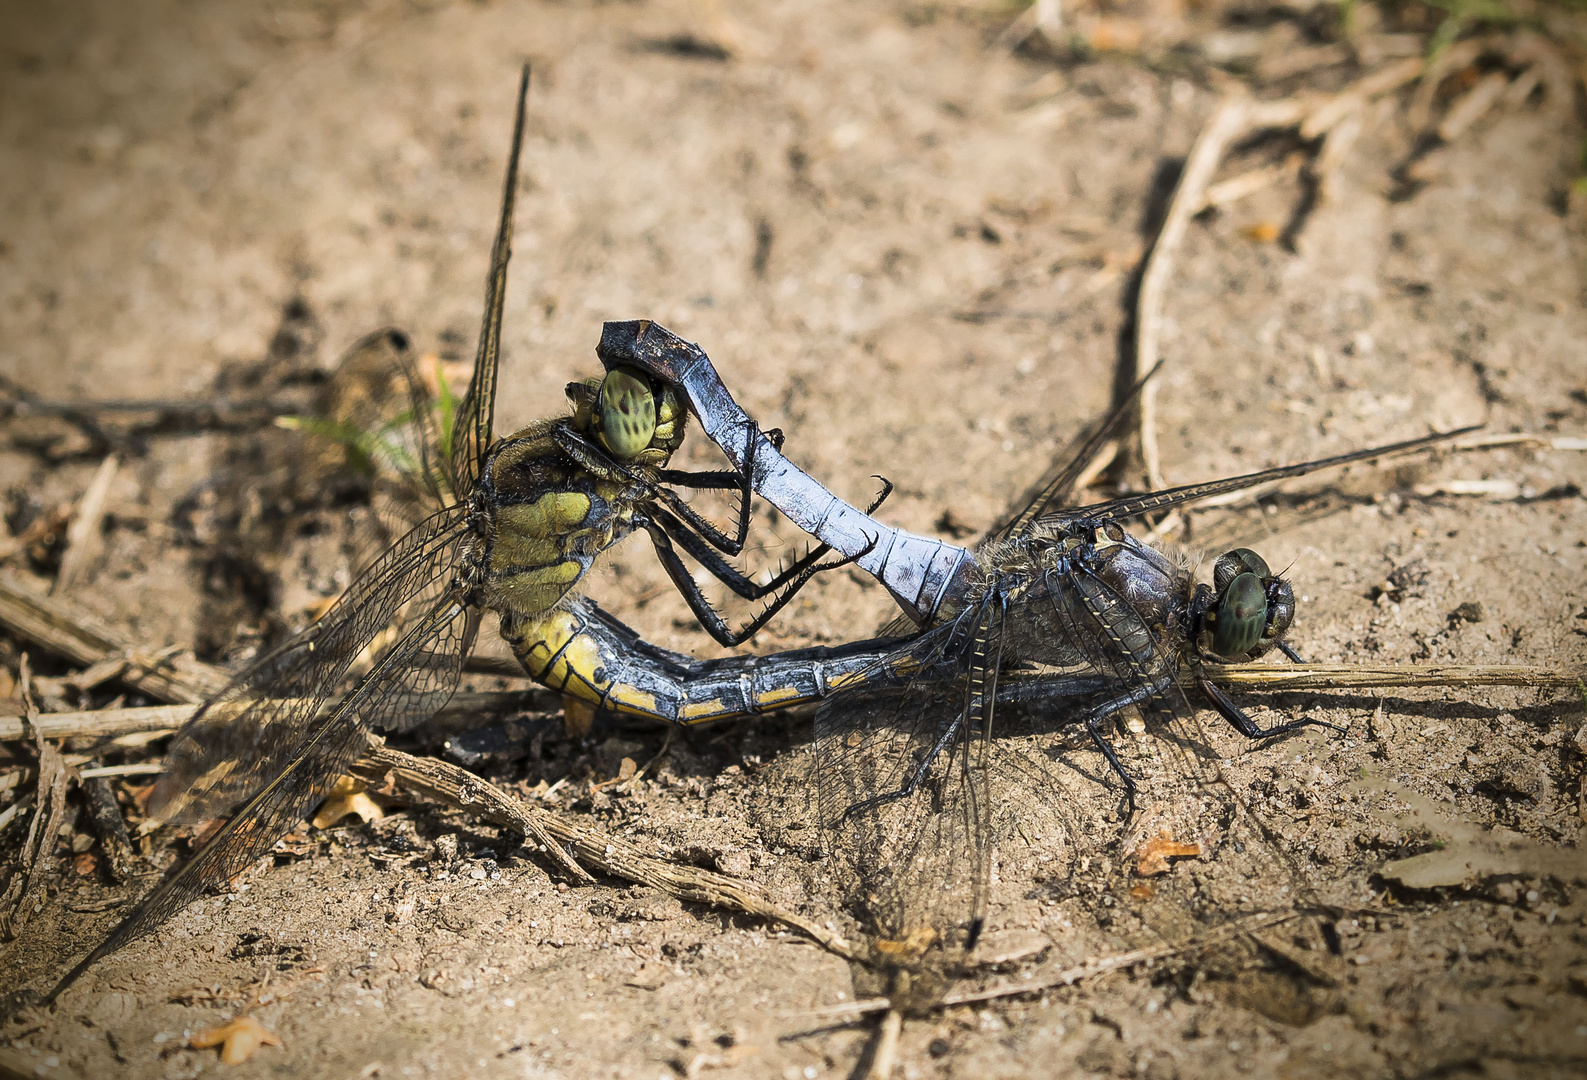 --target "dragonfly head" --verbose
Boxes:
[1205,548,1295,659]
[567,365,687,465]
